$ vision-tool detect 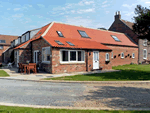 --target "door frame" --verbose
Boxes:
[16,50,19,67]
[93,51,99,69]
[34,50,39,63]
